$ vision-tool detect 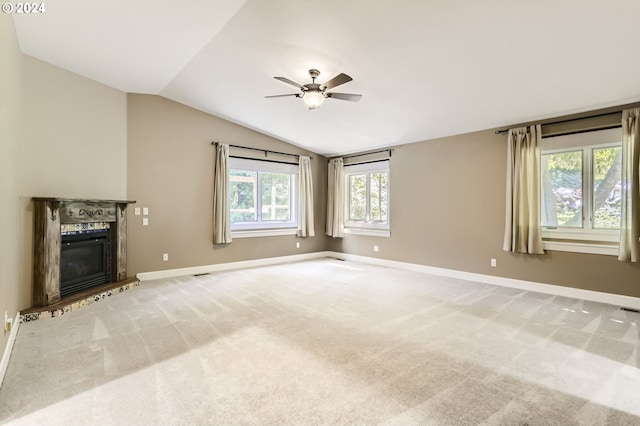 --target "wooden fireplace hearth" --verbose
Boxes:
[32,197,136,307]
